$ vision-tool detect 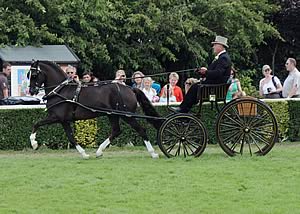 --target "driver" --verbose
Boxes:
[173,35,232,113]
